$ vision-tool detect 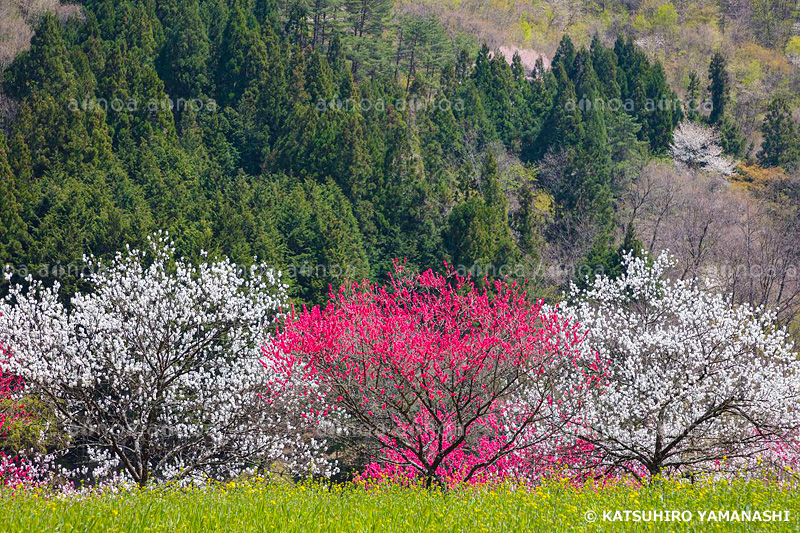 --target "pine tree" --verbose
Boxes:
[159,0,212,99]
[552,35,576,78]
[590,34,620,100]
[4,14,77,99]
[758,97,798,168]
[0,133,28,263]
[345,0,393,38]
[707,51,729,125]
[344,0,392,76]
[644,61,674,153]
[686,70,701,122]
[309,0,344,51]
[444,151,517,273]
[216,3,259,107]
